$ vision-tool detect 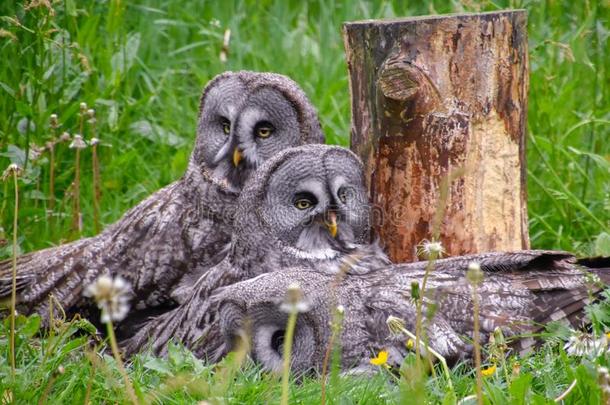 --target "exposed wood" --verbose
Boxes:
[343,10,530,262]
